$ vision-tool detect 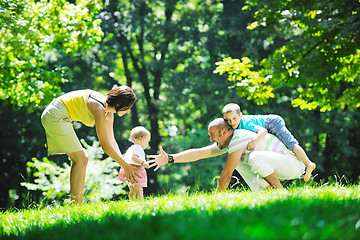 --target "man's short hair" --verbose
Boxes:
[222,103,241,115]
[208,118,232,131]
